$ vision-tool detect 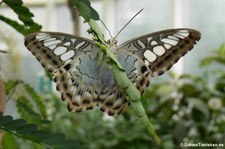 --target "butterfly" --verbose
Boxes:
[24,28,201,116]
